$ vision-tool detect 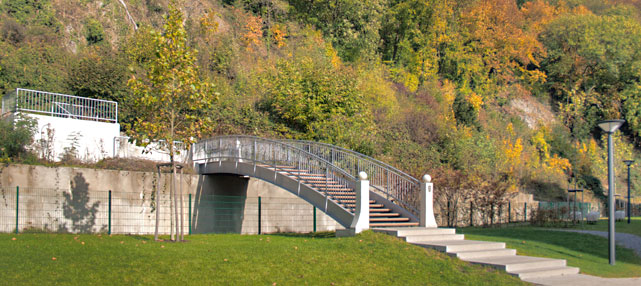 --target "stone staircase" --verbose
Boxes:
[262,165,419,228]
[373,227,579,280]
